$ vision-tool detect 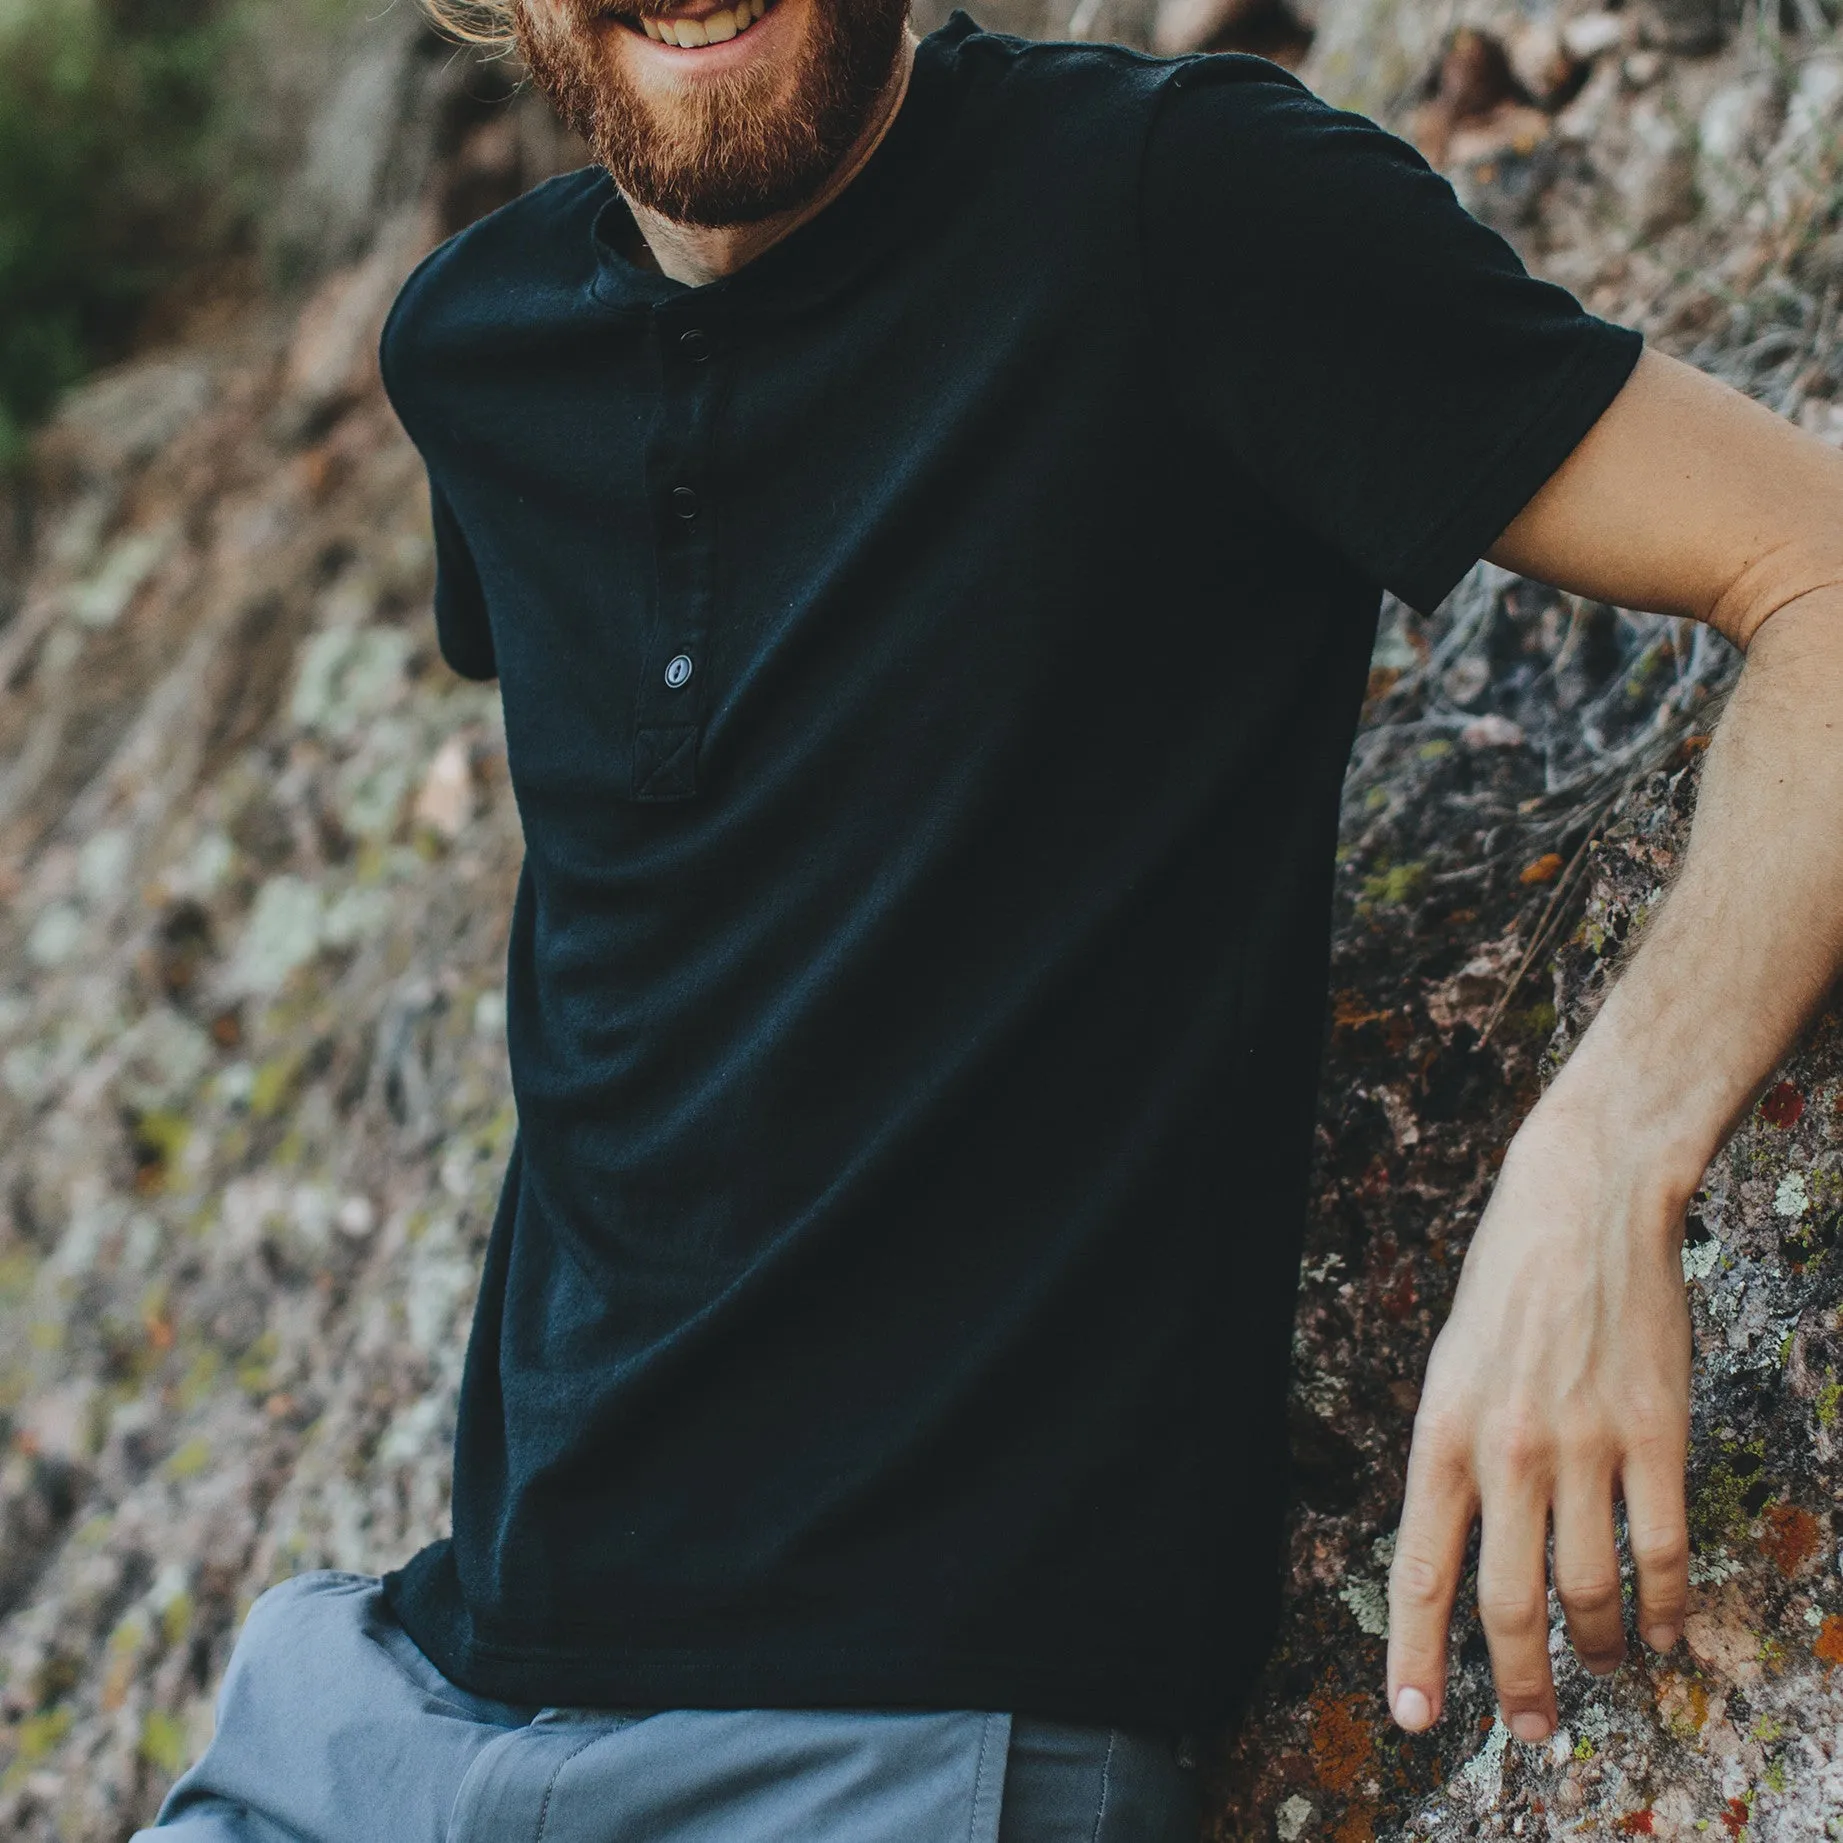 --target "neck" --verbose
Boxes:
[625,25,919,287]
